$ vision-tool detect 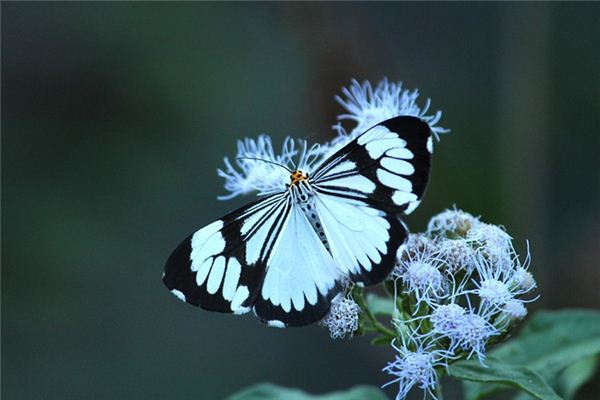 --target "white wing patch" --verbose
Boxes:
[258,206,339,314]
[315,193,390,277]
